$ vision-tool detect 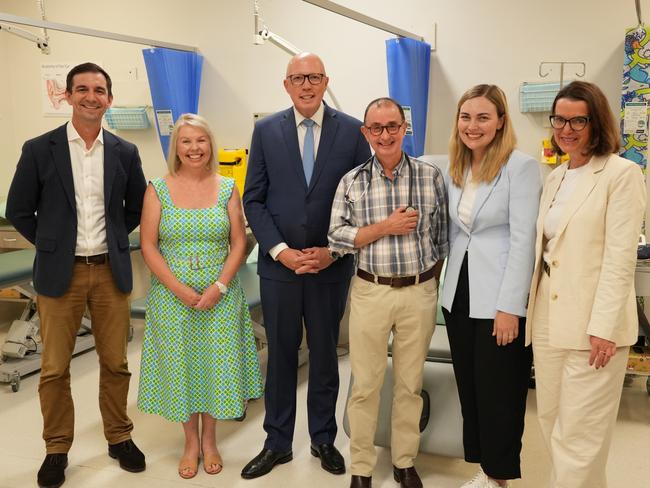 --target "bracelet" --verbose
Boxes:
[214,280,228,295]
